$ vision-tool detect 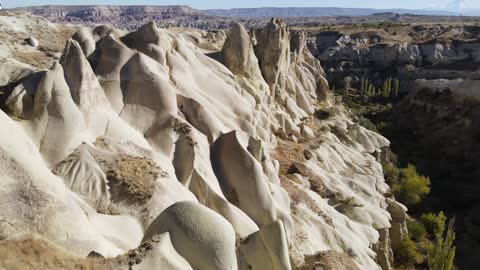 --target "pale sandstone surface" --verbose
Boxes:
[0,14,408,270]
